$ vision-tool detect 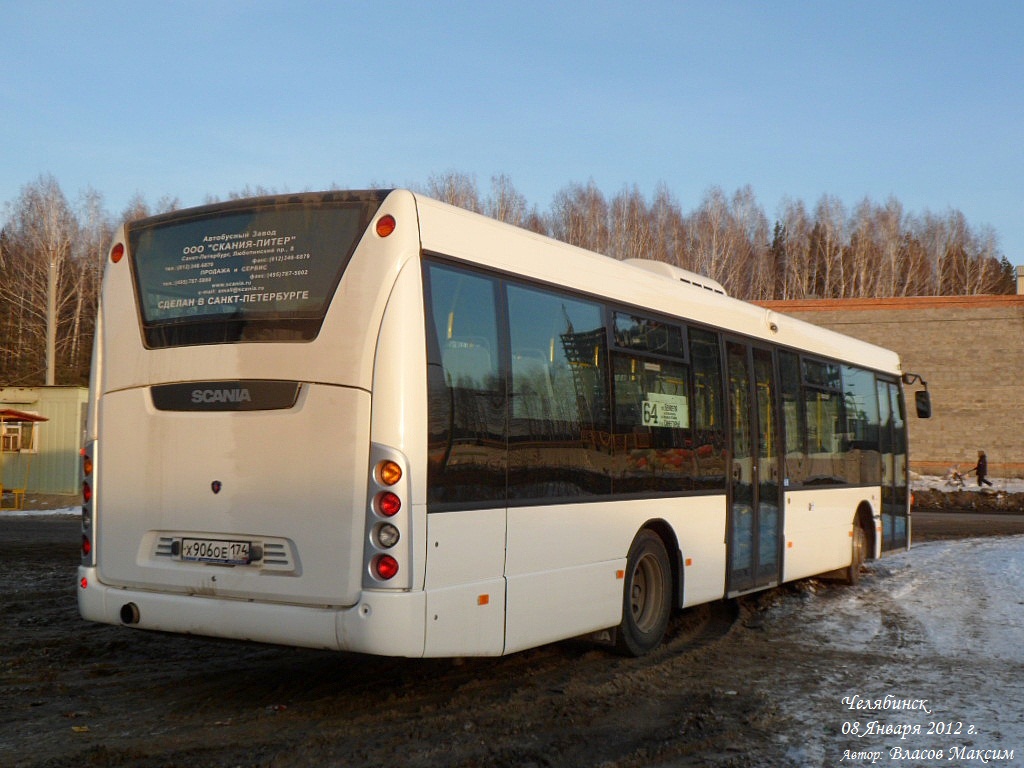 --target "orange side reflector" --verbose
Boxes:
[684,558,693,567]
[615,570,625,580]
[477,594,489,606]
[787,541,794,548]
